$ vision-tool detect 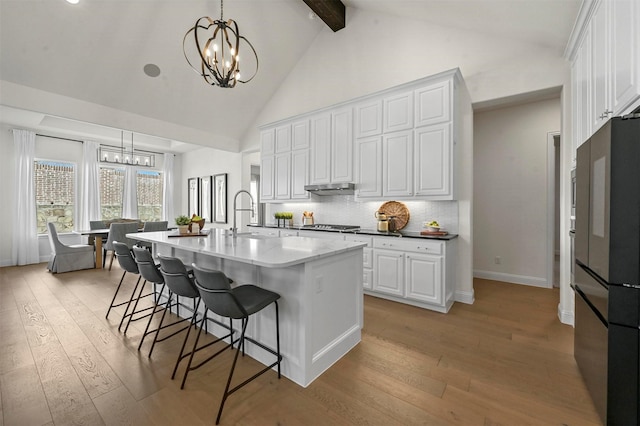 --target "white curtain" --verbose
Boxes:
[12,129,40,265]
[79,141,101,230]
[122,166,138,218]
[162,153,175,222]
